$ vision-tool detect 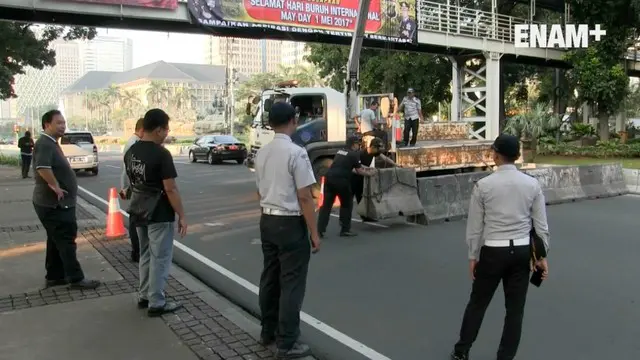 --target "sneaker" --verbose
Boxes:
[148,301,182,317]
[276,342,312,359]
[450,351,469,360]
[69,279,101,290]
